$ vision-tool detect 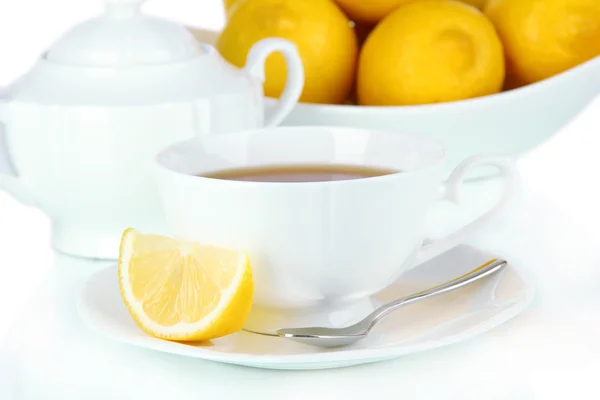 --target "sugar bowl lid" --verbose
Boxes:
[44,0,204,67]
